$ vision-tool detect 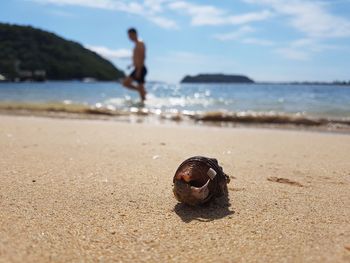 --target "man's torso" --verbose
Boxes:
[133,41,146,67]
